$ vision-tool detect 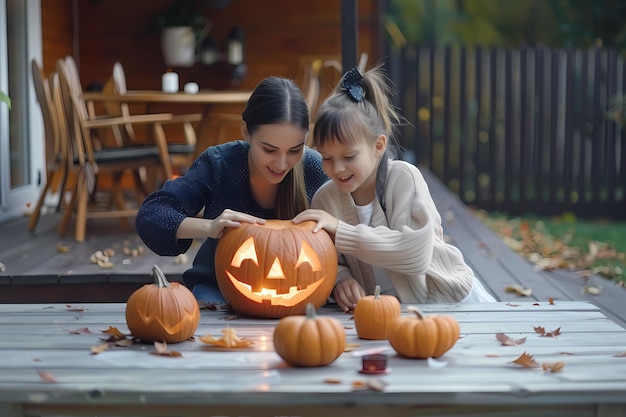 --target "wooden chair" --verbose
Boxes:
[28,59,71,233]
[301,53,369,129]
[55,56,175,242]
[103,62,202,174]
